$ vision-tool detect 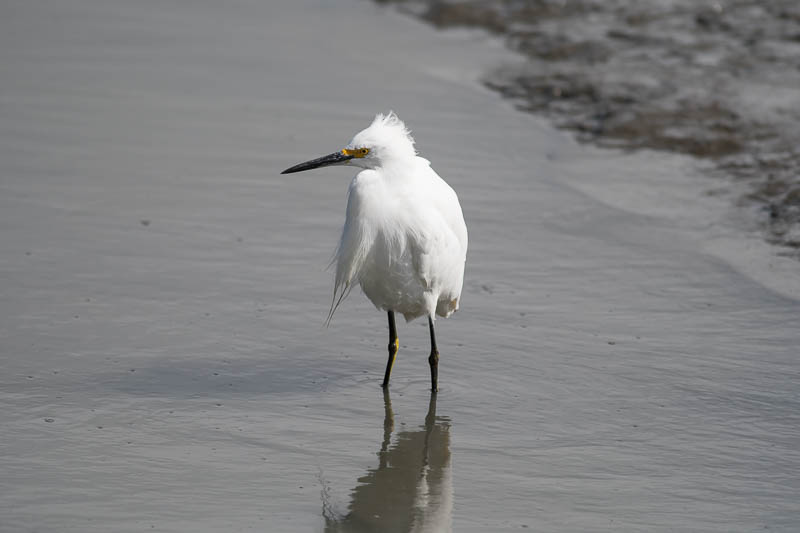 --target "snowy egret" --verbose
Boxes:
[281,112,468,392]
